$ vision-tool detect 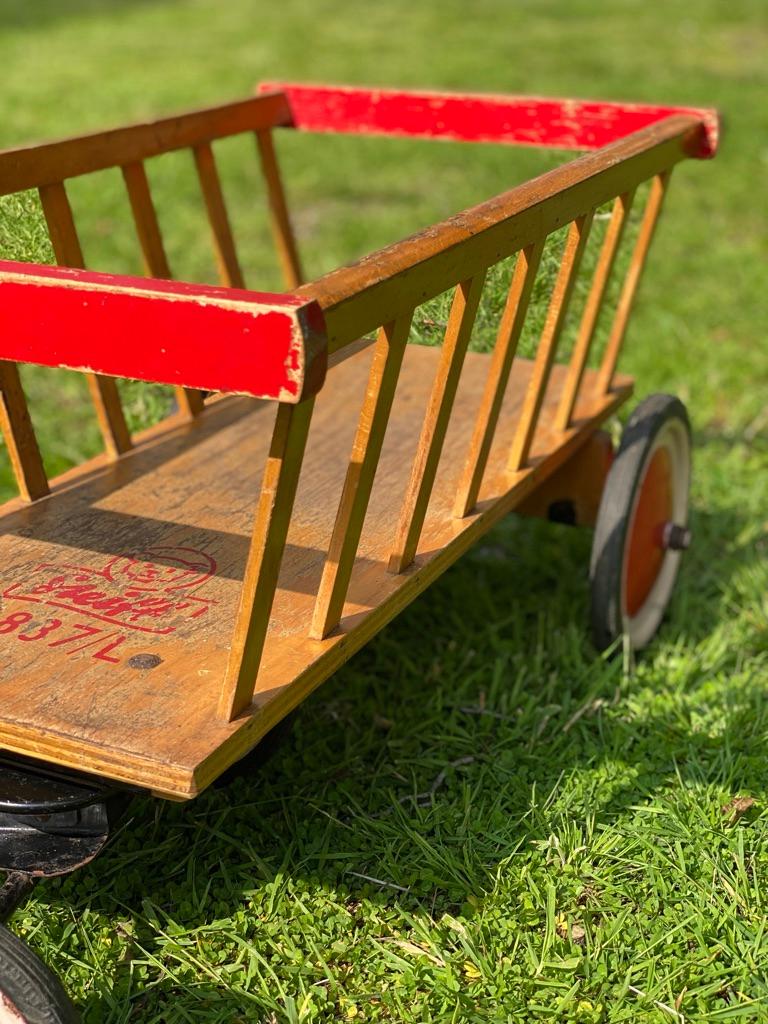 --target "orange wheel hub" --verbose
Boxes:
[623,447,673,617]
